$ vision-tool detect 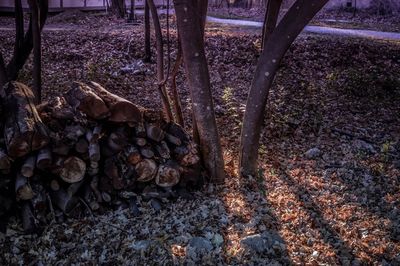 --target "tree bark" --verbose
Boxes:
[146,0,173,122]
[261,0,282,51]
[174,0,225,183]
[143,0,151,62]
[0,53,7,90]
[28,0,42,103]
[239,0,329,177]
